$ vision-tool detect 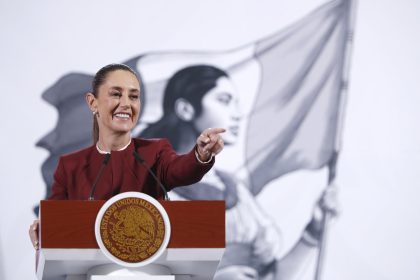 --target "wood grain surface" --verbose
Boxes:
[40,200,225,249]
